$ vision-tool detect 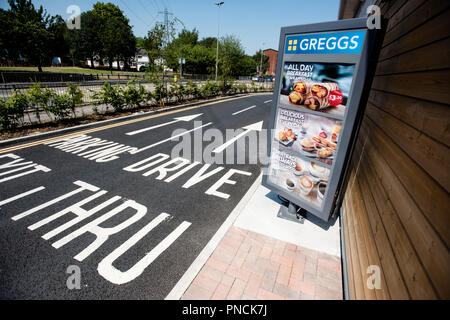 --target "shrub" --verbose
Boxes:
[236,83,248,94]
[170,83,188,103]
[67,83,84,117]
[91,82,125,112]
[0,93,27,130]
[122,80,147,109]
[185,81,201,100]
[27,83,53,123]
[47,94,72,120]
[200,81,220,98]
